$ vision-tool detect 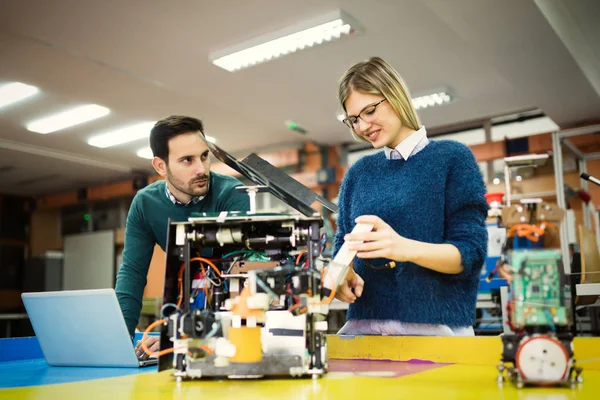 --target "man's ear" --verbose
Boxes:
[151,157,168,177]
